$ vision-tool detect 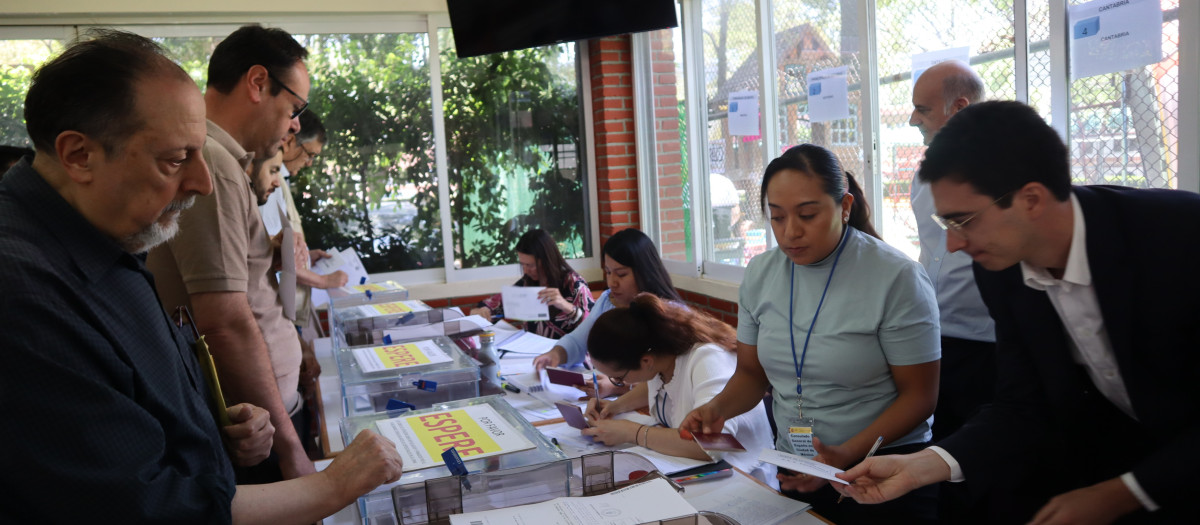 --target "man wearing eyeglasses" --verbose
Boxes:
[908,60,998,524]
[838,101,1200,524]
[148,24,317,484]
[2,29,403,523]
